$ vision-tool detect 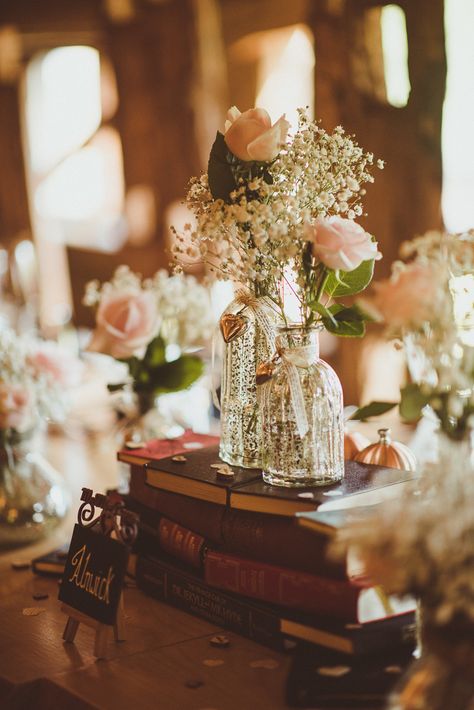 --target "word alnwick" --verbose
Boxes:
[68,544,115,604]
